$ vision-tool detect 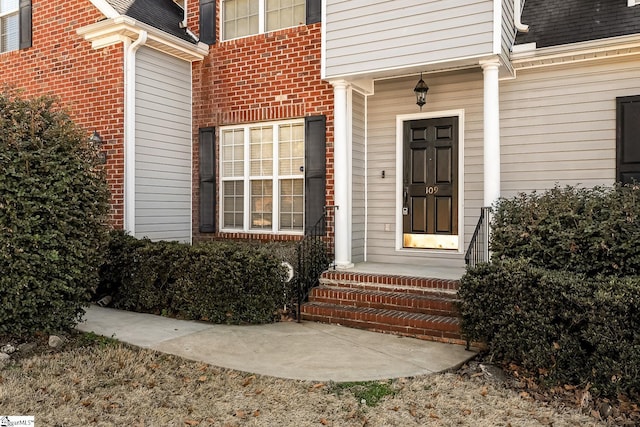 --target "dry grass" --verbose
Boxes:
[0,340,605,427]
